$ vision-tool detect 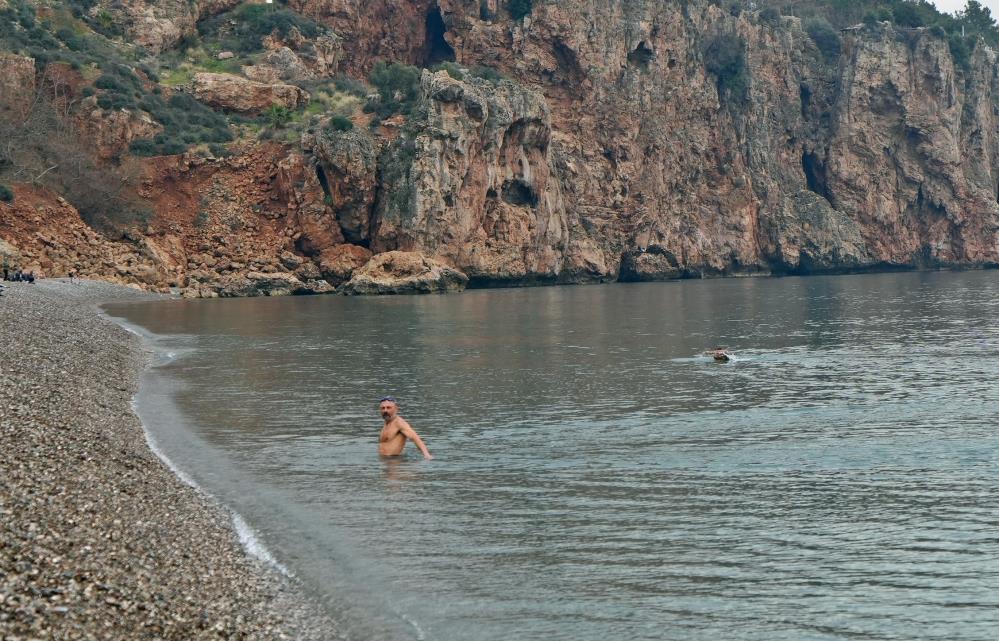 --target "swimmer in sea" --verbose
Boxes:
[705,347,732,362]
[377,396,433,460]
